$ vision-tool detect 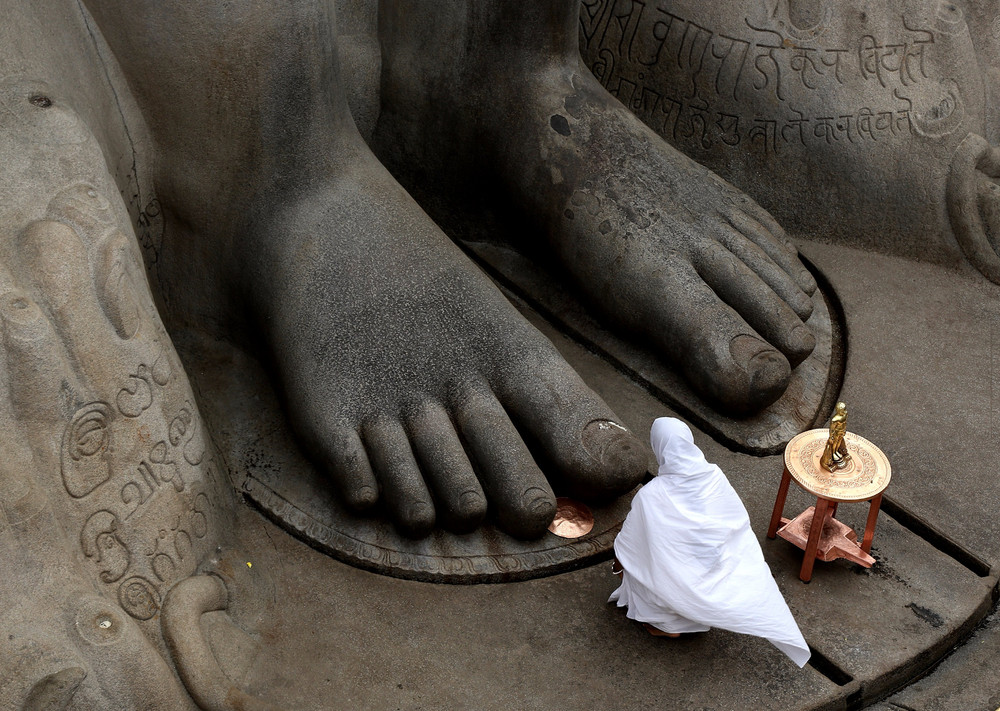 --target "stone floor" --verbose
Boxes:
[194,239,1000,711]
